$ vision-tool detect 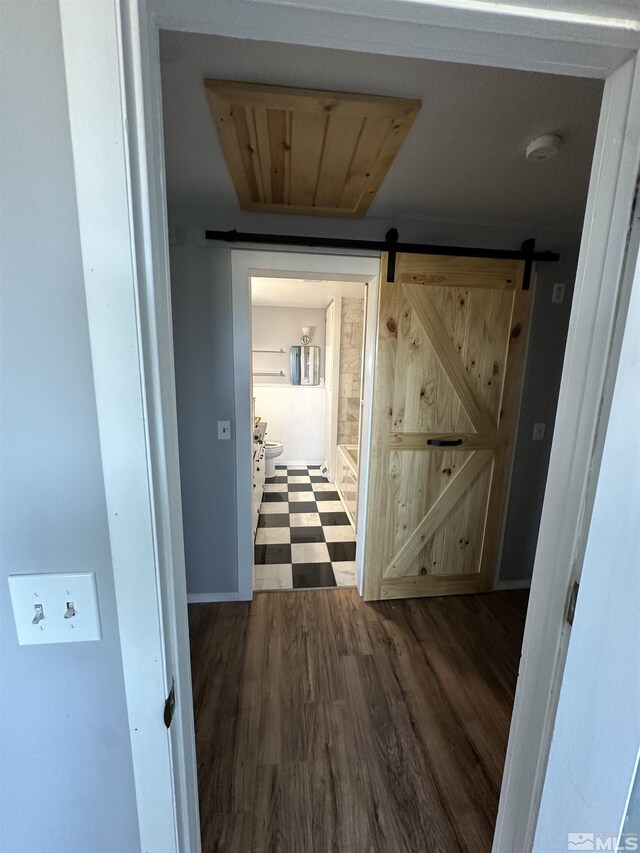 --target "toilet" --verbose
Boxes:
[265,441,284,478]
